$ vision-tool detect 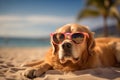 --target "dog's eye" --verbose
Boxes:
[72,33,84,38]
[72,33,84,44]
[53,33,65,44]
[59,34,64,40]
